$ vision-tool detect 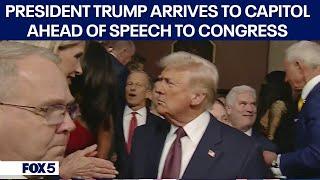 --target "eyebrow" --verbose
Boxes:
[39,98,75,107]
[74,52,83,59]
